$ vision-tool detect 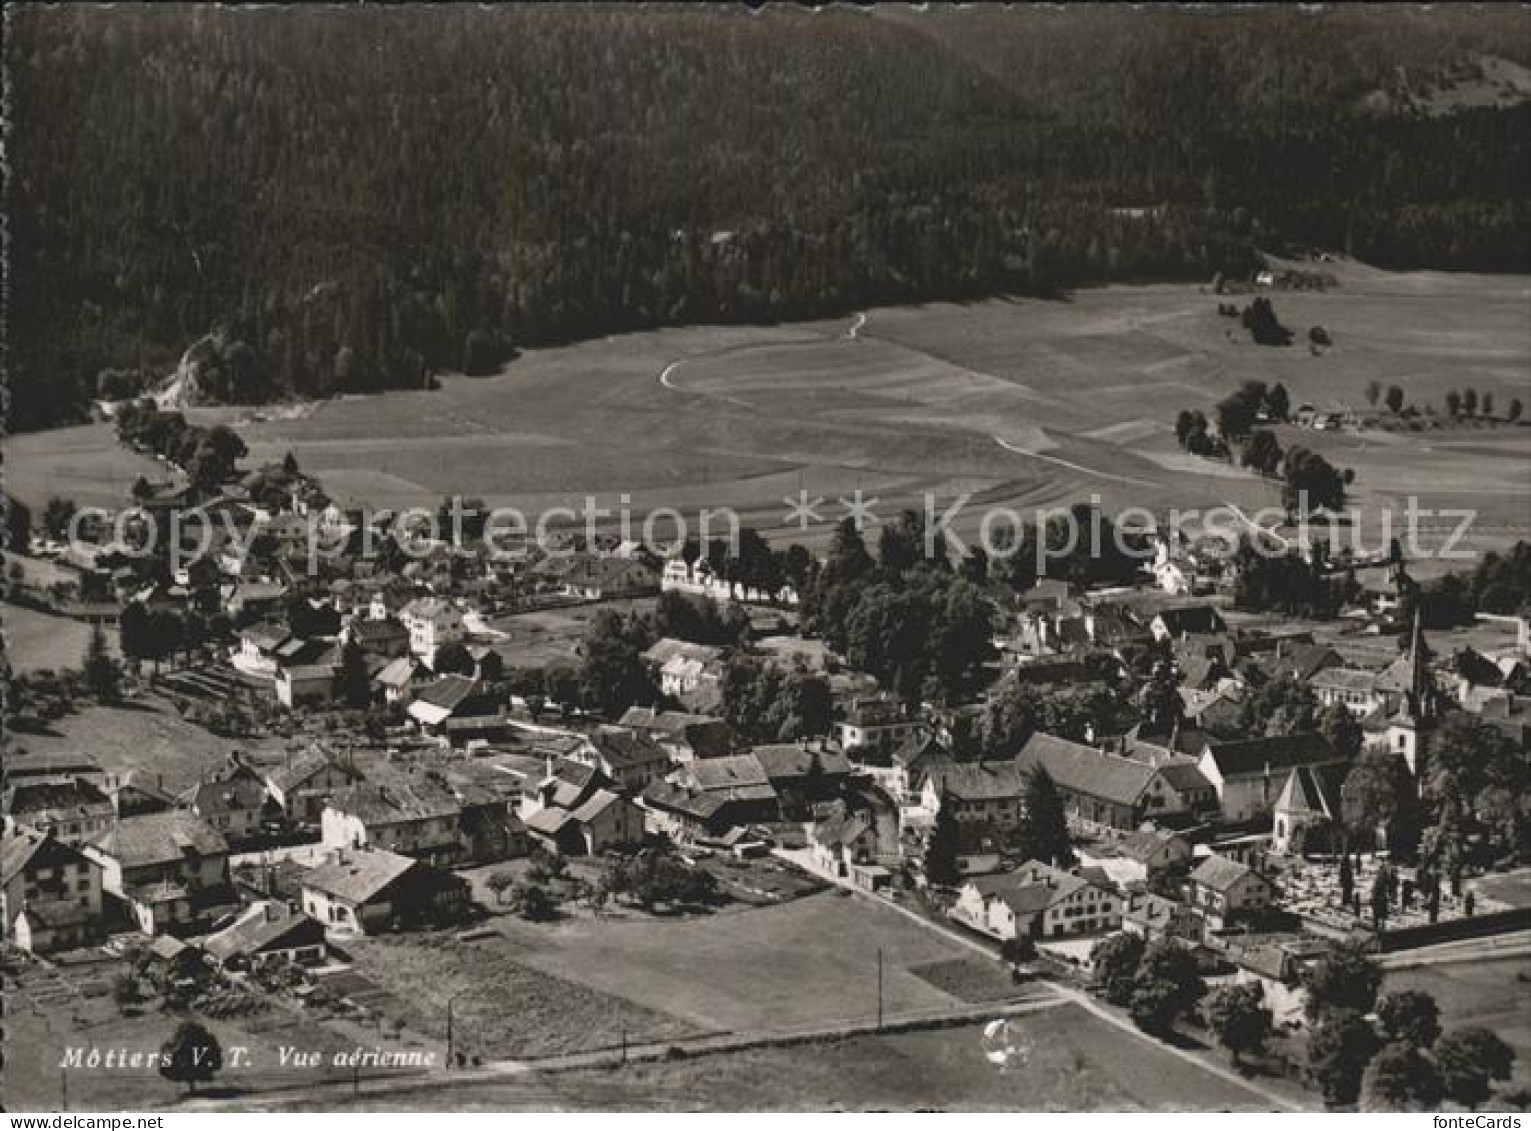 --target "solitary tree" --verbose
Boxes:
[1363,1042,1443,1111]
[1012,766,1075,866]
[432,641,477,677]
[1463,388,1479,417]
[1436,1026,1516,1111]
[1203,981,1274,1069]
[1508,398,1523,423]
[1446,390,1463,417]
[1370,871,1390,930]
[923,796,963,887]
[1364,381,1382,407]
[1376,990,1441,1048]
[1089,931,1146,1007]
[1384,385,1405,414]
[486,870,516,906]
[83,621,121,703]
[337,640,372,708]
[160,1021,223,1096]
[1308,1008,1379,1107]
[1128,941,1205,1036]
[1302,939,1382,1021]
[43,496,78,541]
